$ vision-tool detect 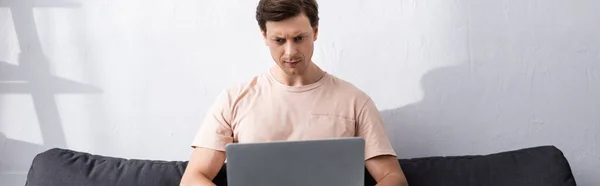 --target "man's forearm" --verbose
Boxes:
[180,173,216,186]
[375,173,409,186]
